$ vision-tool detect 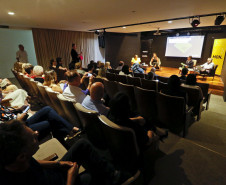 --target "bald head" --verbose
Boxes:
[90,82,104,101]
